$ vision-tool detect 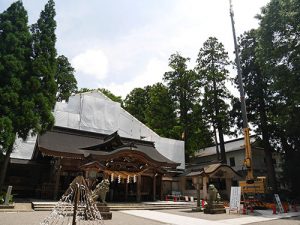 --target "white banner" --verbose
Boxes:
[230,186,241,212]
